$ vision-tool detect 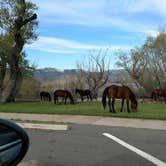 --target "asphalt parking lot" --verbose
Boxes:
[20,124,166,166]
